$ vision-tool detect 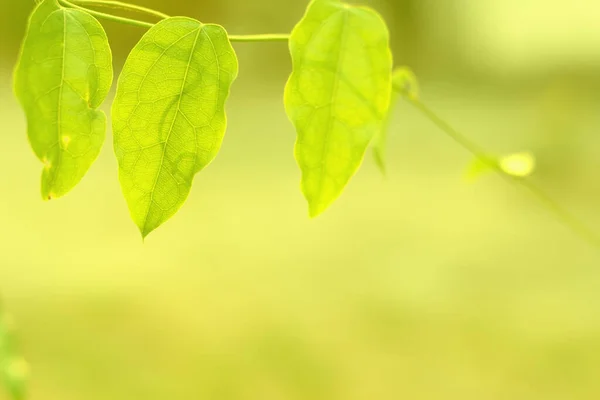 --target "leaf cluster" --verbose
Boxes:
[15,0,398,237]
[13,0,600,246]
